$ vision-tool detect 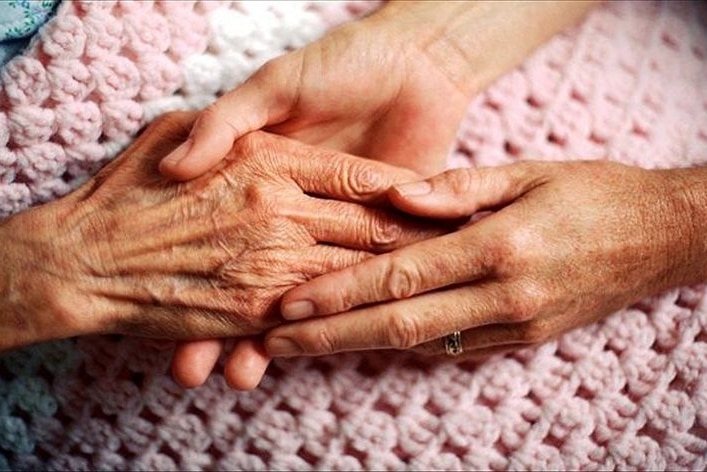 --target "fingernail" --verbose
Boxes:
[394,181,432,197]
[162,140,191,167]
[267,337,303,357]
[282,300,315,319]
